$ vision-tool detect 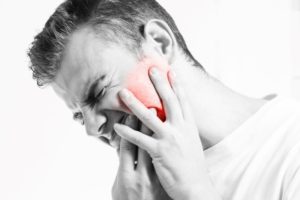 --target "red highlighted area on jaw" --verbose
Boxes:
[125,58,171,122]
